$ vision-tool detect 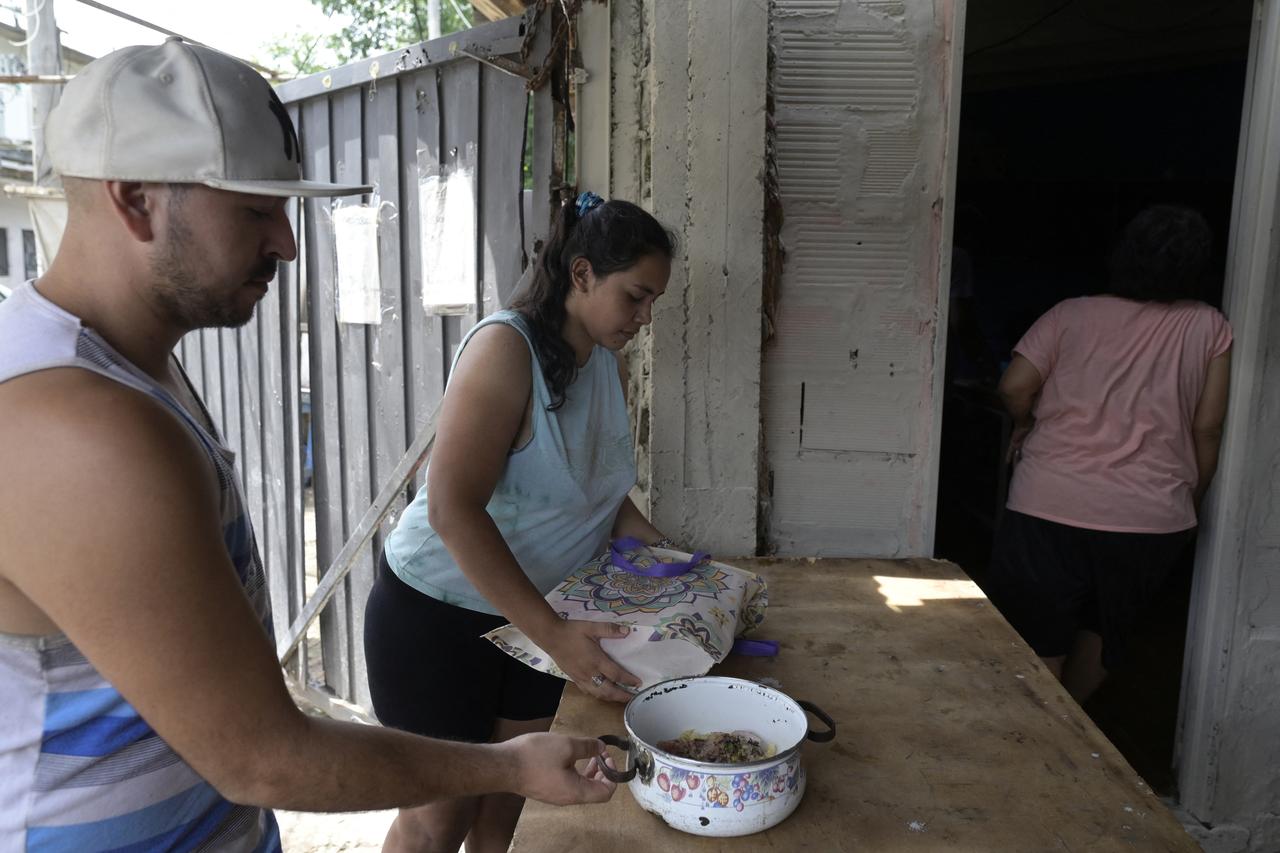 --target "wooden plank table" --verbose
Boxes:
[510,558,1197,852]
